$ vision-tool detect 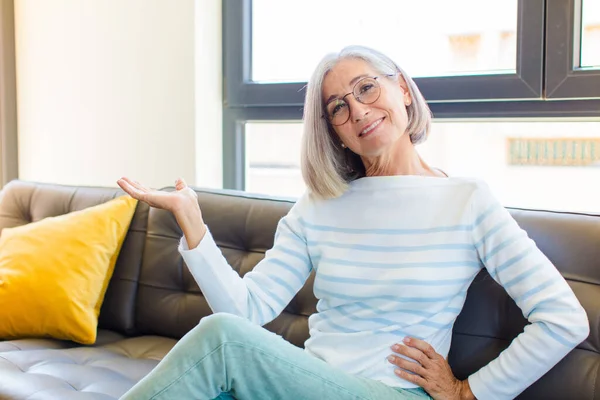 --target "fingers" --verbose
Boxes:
[402,337,439,360]
[123,177,151,193]
[394,368,427,387]
[390,339,460,397]
[392,343,431,367]
[118,177,140,192]
[175,177,187,191]
[388,355,427,377]
[117,177,148,201]
[117,178,138,197]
